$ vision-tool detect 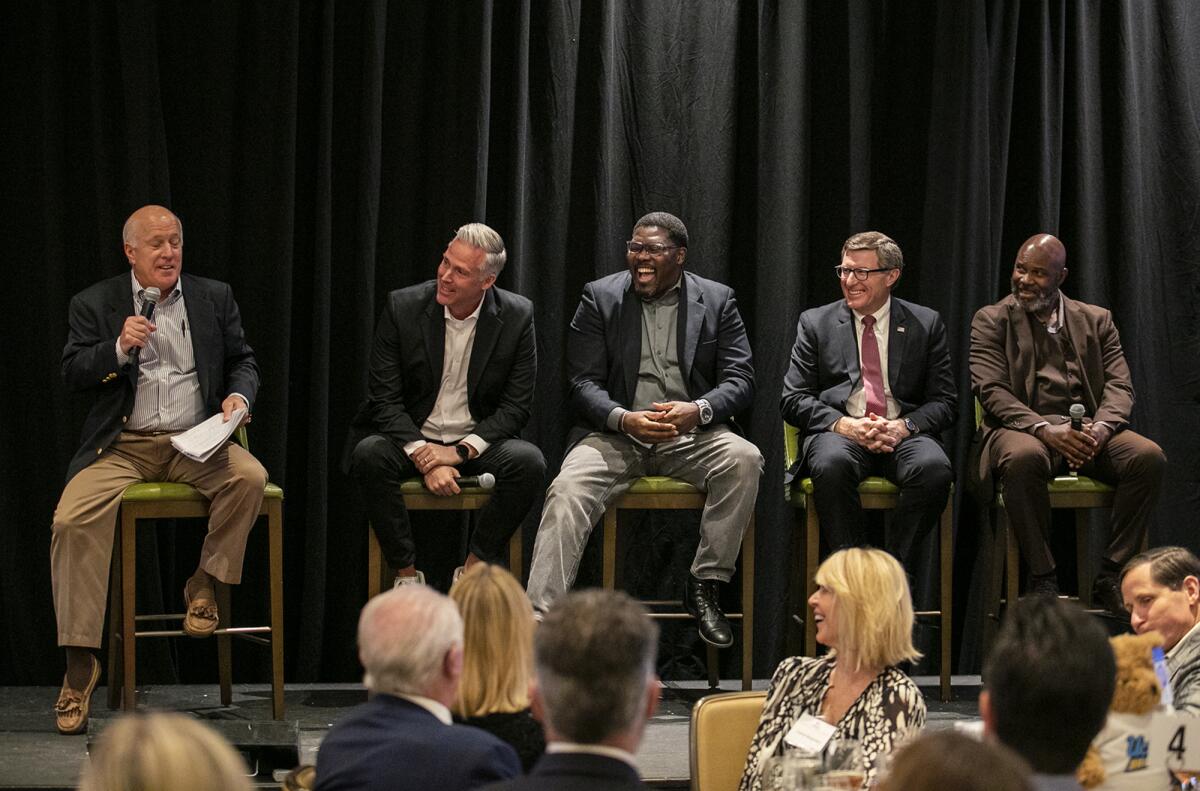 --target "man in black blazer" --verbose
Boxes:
[52,205,266,734]
[781,231,955,566]
[347,224,544,586]
[315,585,520,791]
[480,590,657,791]
[526,212,762,648]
